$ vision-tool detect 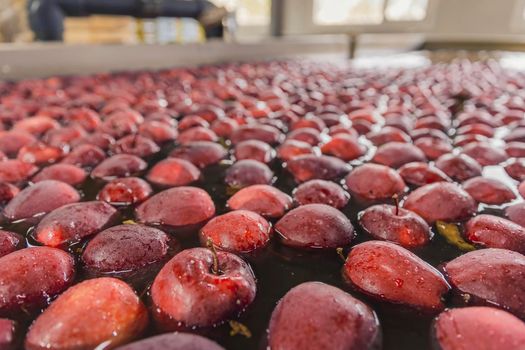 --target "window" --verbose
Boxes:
[385,0,428,21]
[313,0,384,25]
[313,0,429,26]
[211,0,270,26]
